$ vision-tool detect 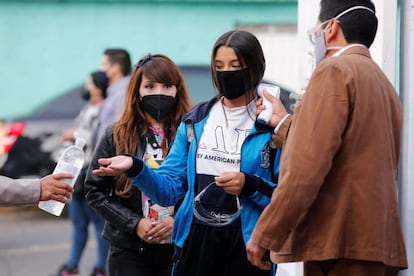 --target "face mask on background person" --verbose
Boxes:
[81,90,90,101]
[312,5,375,66]
[216,68,250,99]
[140,94,176,121]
